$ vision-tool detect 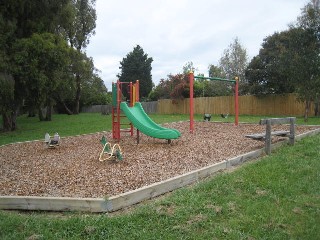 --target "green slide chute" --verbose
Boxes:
[120,102,181,140]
